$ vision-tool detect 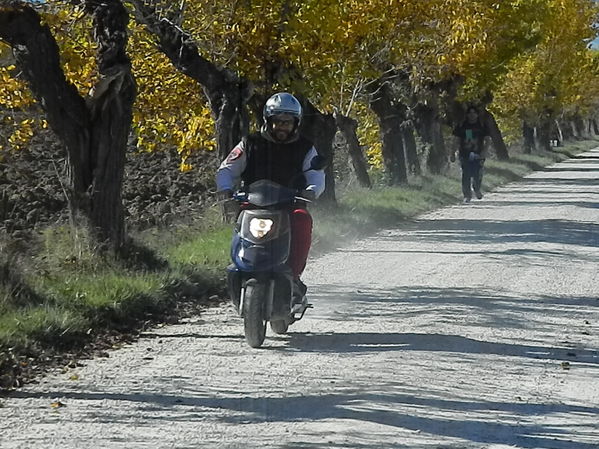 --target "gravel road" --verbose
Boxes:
[1,150,598,449]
